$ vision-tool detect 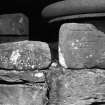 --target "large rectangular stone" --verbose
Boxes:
[0,13,29,35]
[59,23,105,69]
[48,67,105,105]
[0,83,48,105]
[0,41,51,70]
